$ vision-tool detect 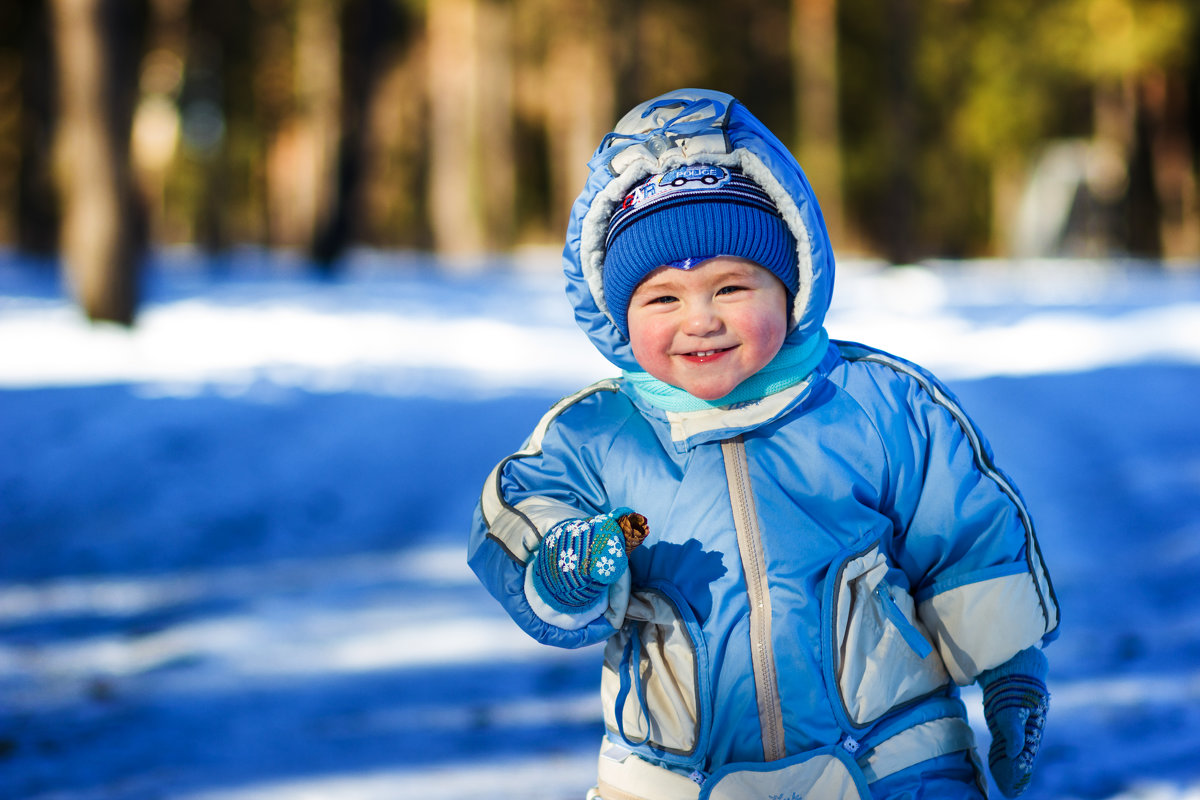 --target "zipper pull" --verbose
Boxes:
[874,585,935,659]
[841,734,862,755]
[689,769,708,786]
